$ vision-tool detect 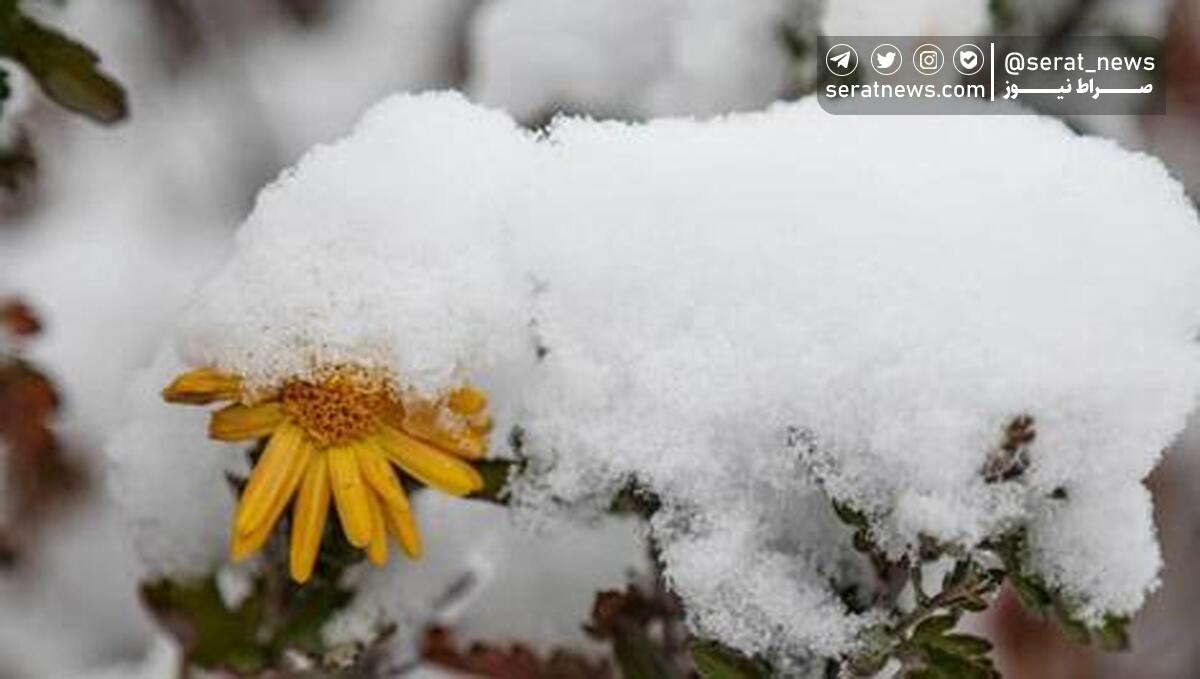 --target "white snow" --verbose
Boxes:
[113,91,1200,661]
[0,497,153,677]
[467,0,817,121]
[1000,0,1174,37]
[822,0,990,36]
[65,636,181,679]
[327,493,648,659]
